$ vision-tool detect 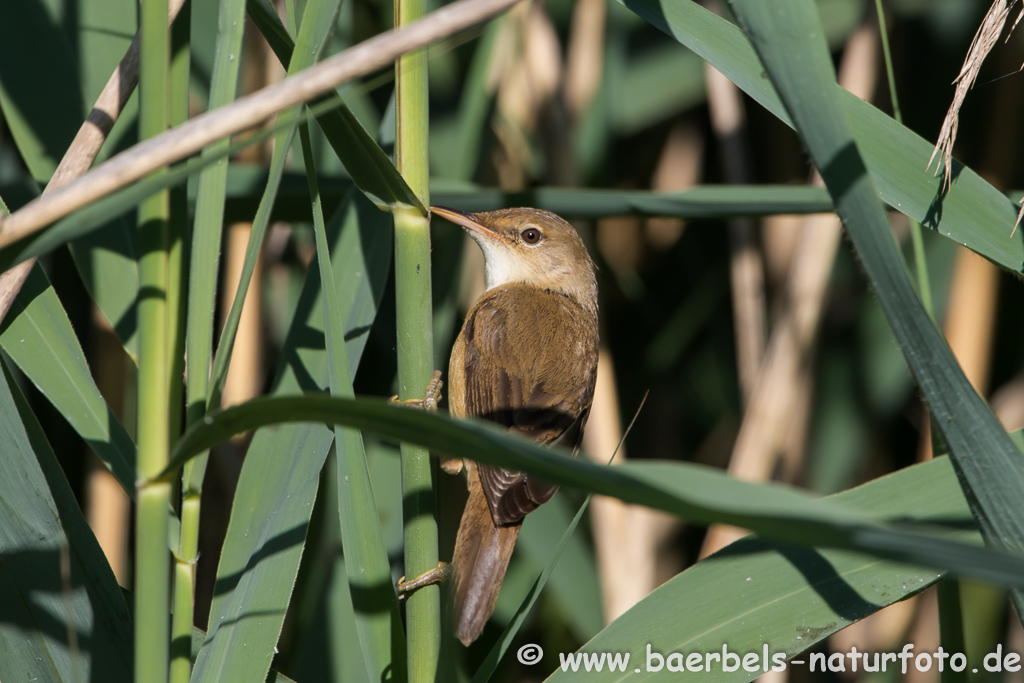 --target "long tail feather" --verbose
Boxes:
[451,473,521,645]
